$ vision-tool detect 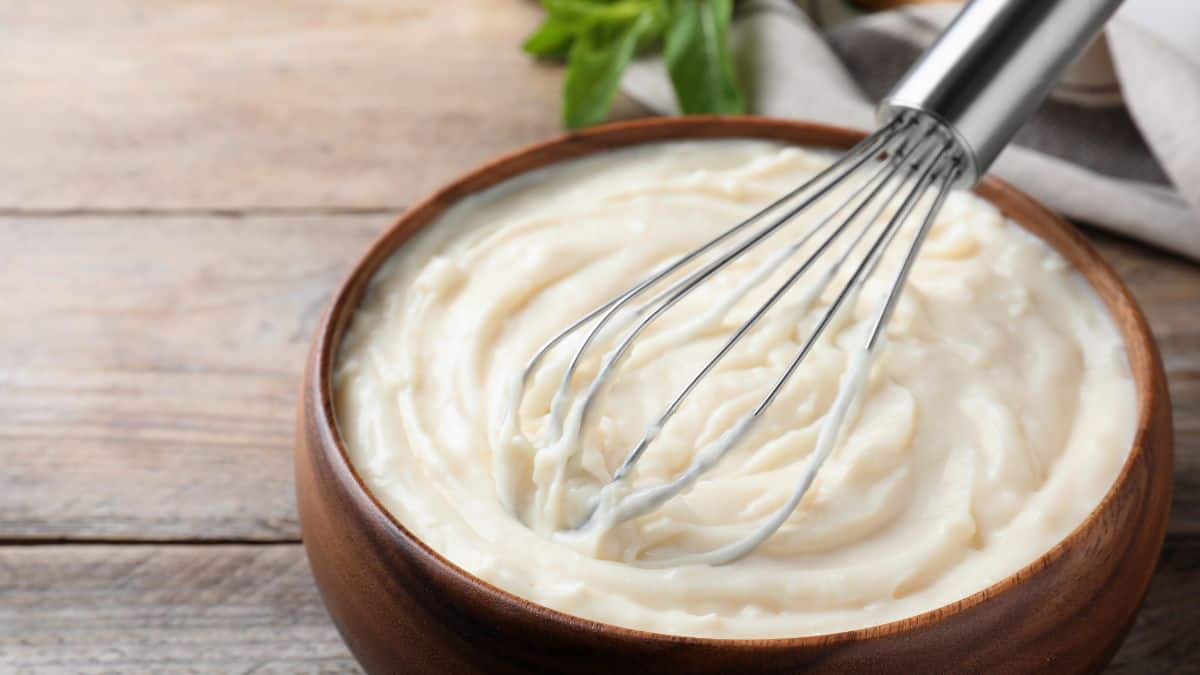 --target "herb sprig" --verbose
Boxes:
[524,0,746,129]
